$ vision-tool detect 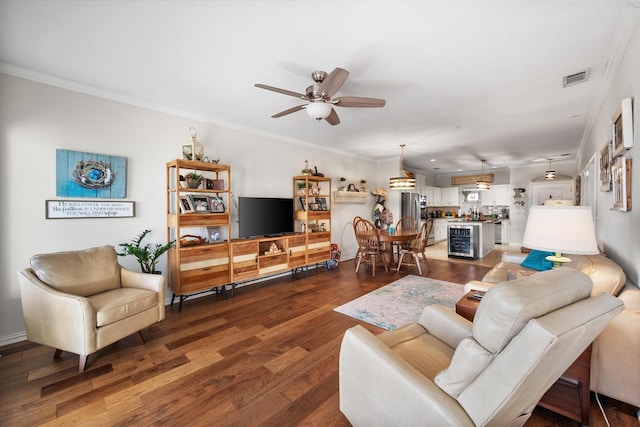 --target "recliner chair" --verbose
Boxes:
[18,245,165,372]
[339,267,624,426]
